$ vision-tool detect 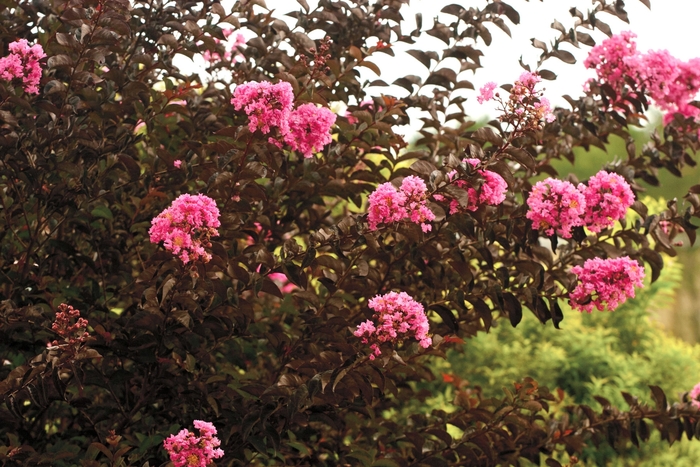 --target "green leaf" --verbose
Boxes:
[91,205,113,220]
